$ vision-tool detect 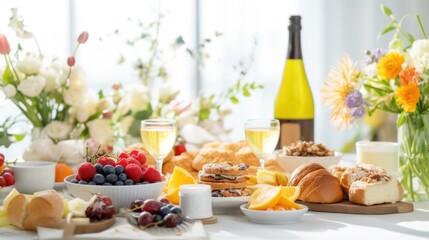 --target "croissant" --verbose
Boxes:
[288,163,344,203]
